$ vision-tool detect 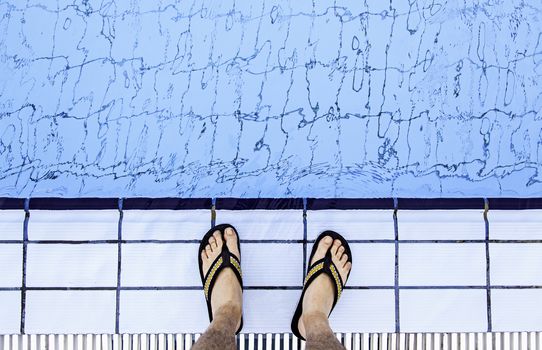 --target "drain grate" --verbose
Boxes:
[1,333,541,350]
